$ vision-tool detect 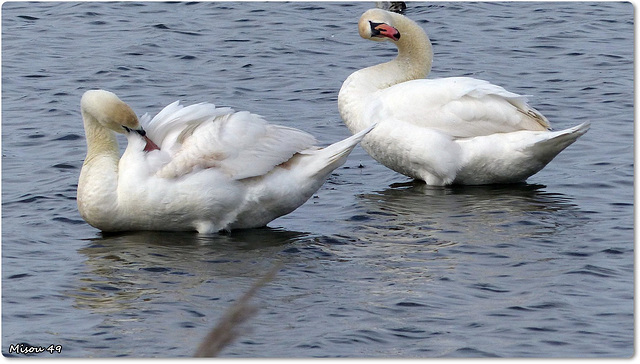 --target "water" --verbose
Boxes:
[1,1,633,358]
